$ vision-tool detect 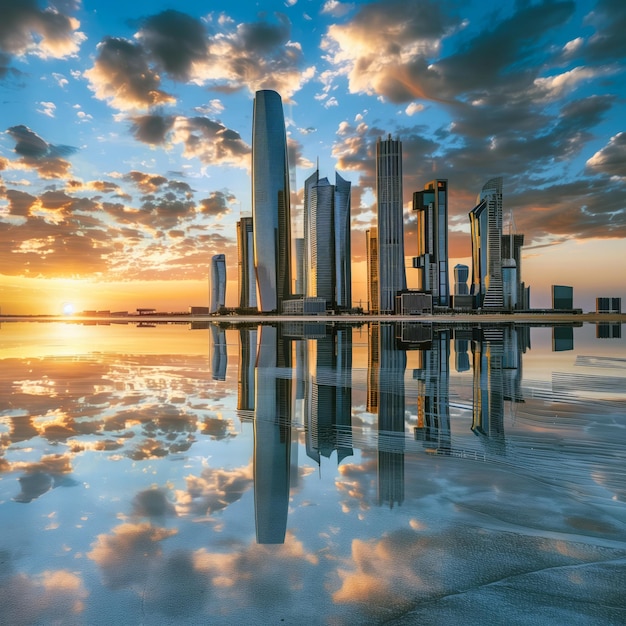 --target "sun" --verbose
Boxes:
[62,302,75,316]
